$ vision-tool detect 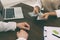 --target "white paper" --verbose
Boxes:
[28,12,38,17]
[37,12,45,20]
[14,7,24,18]
[0,0,22,8]
[22,0,37,7]
[44,26,60,40]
